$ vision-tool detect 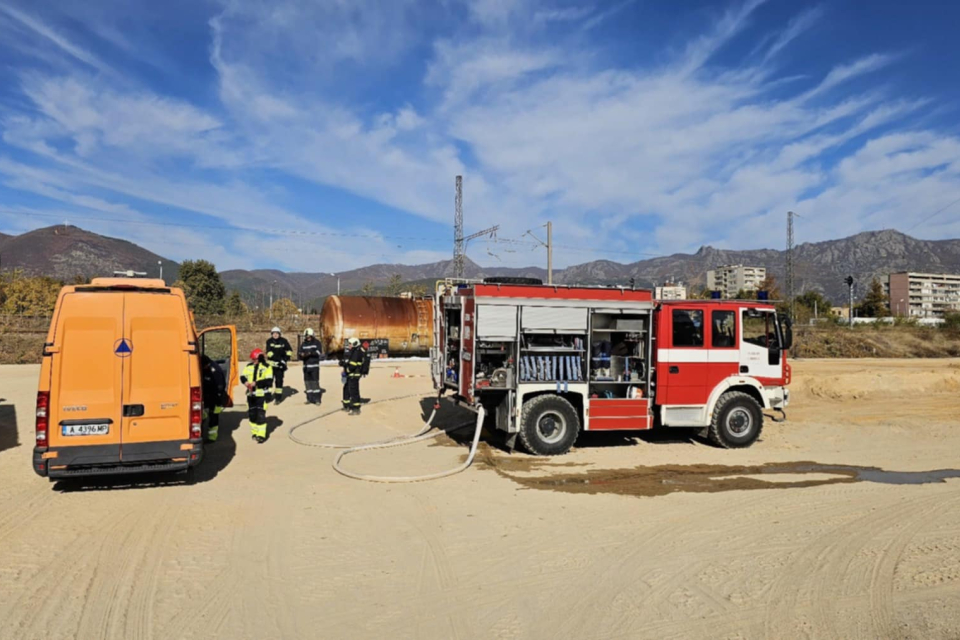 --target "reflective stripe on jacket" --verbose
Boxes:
[240,361,274,397]
[299,339,322,366]
[341,346,368,376]
[266,337,293,366]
